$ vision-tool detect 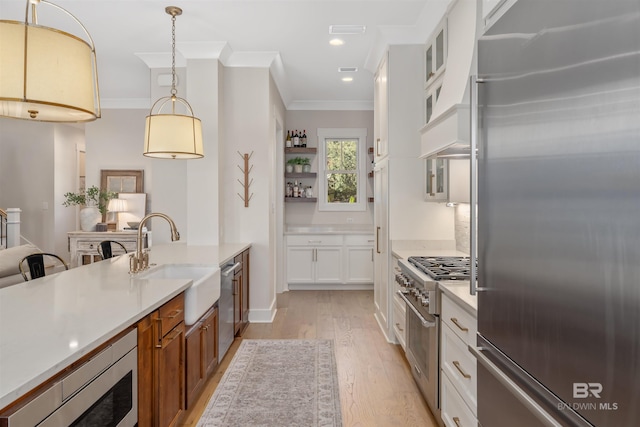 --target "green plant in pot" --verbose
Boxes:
[287,157,309,173]
[63,185,117,231]
[301,157,312,173]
